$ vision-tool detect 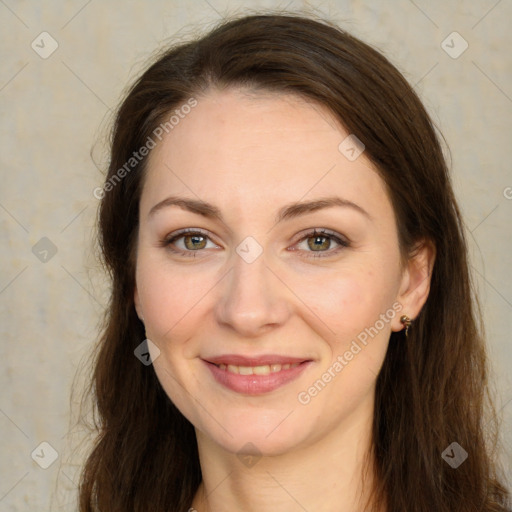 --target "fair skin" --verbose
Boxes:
[134,88,435,512]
